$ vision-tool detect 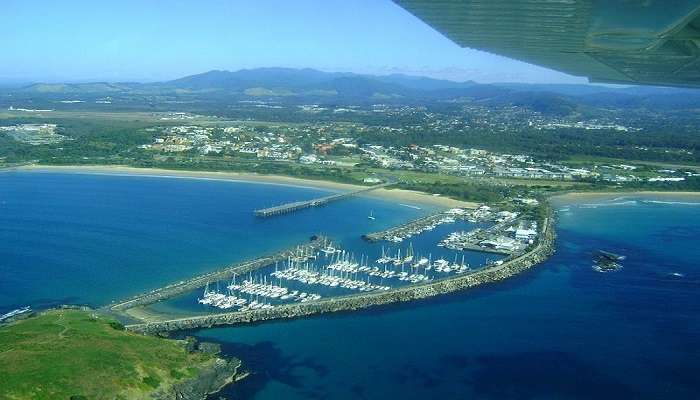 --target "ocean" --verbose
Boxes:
[1,171,698,399]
